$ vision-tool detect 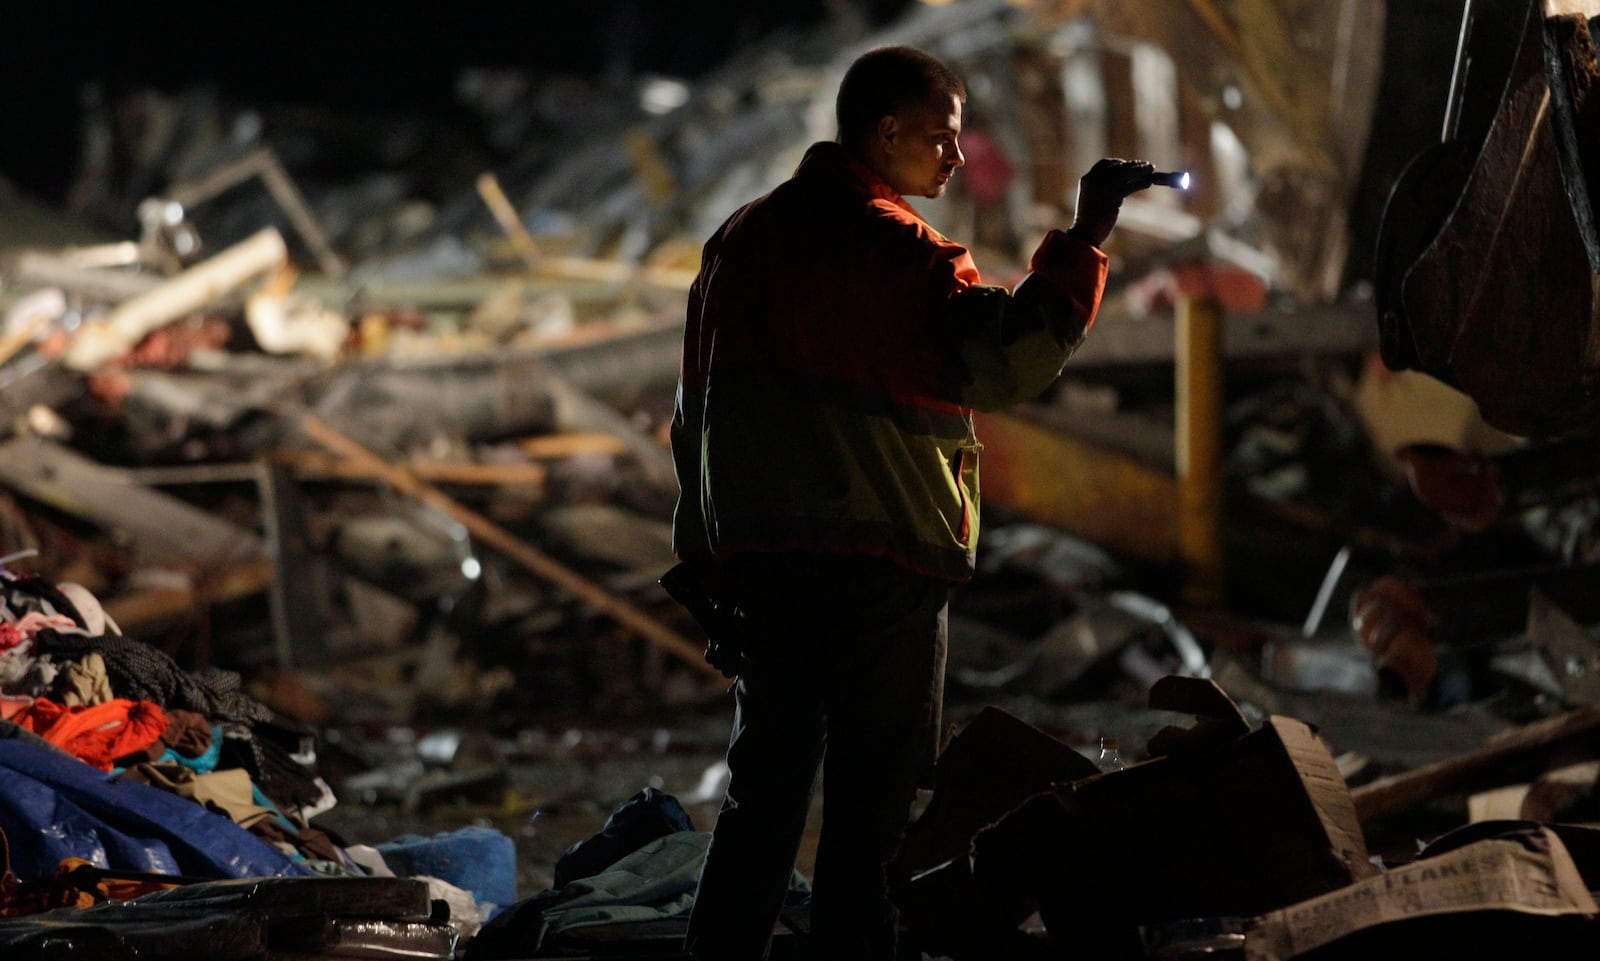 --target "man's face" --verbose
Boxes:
[875,93,965,199]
